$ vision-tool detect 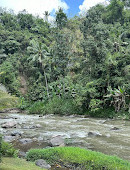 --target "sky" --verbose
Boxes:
[0,0,108,20]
